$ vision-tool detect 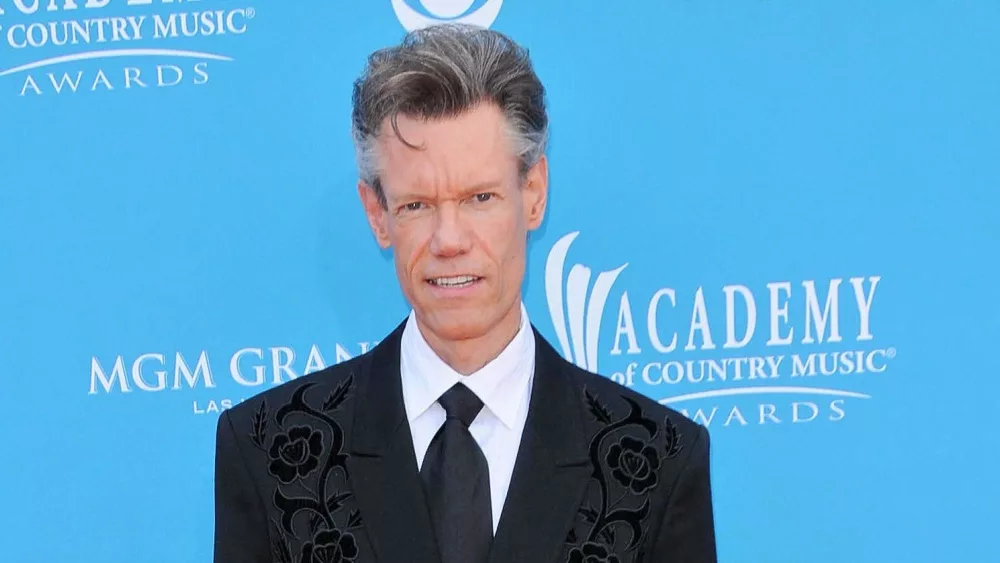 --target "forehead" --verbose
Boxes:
[376,104,519,196]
